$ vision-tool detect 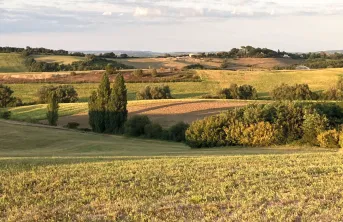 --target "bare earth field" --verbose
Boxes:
[55,100,251,128]
[111,57,303,70]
